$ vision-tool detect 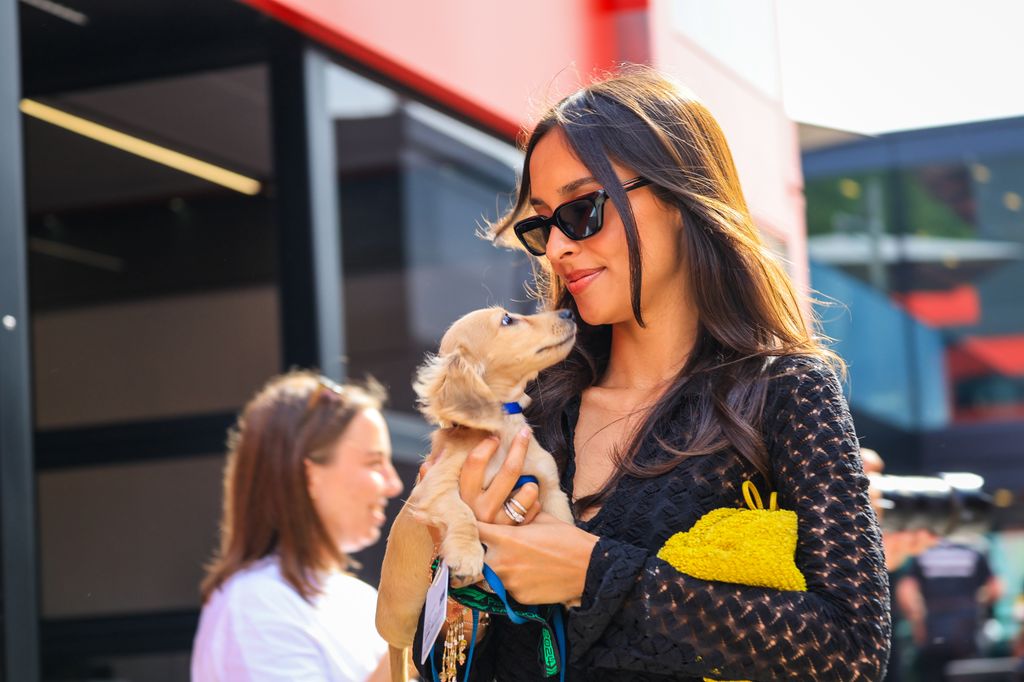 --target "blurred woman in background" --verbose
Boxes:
[192,371,404,682]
